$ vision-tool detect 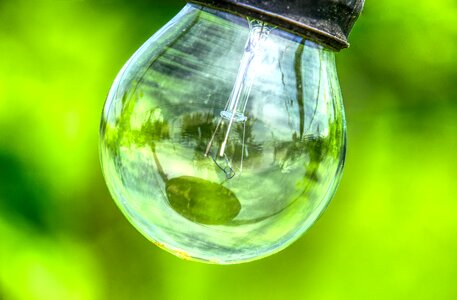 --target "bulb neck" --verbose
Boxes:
[187,0,364,51]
